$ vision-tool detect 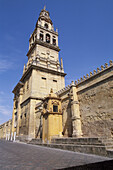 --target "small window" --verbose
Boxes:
[46,34,50,43]
[24,113,27,118]
[42,77,46,80]
[45,23,48,29]
[53,80,57,82]
[45,13,48,17]
[53,38,56,45]
[40,33,43,41]
[53,105,58,112]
